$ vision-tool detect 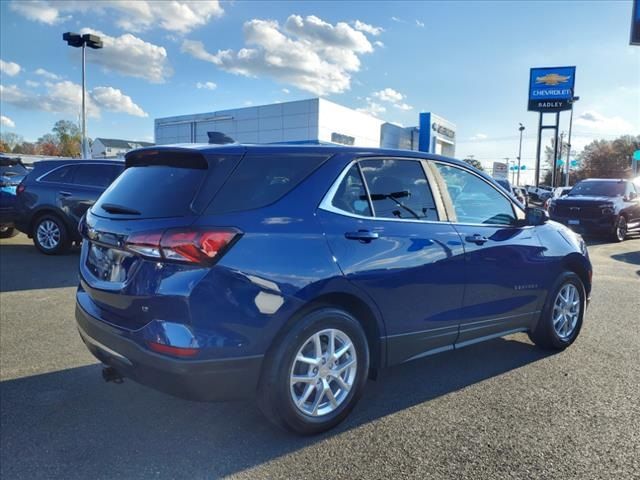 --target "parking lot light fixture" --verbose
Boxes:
[63,32,103,159]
